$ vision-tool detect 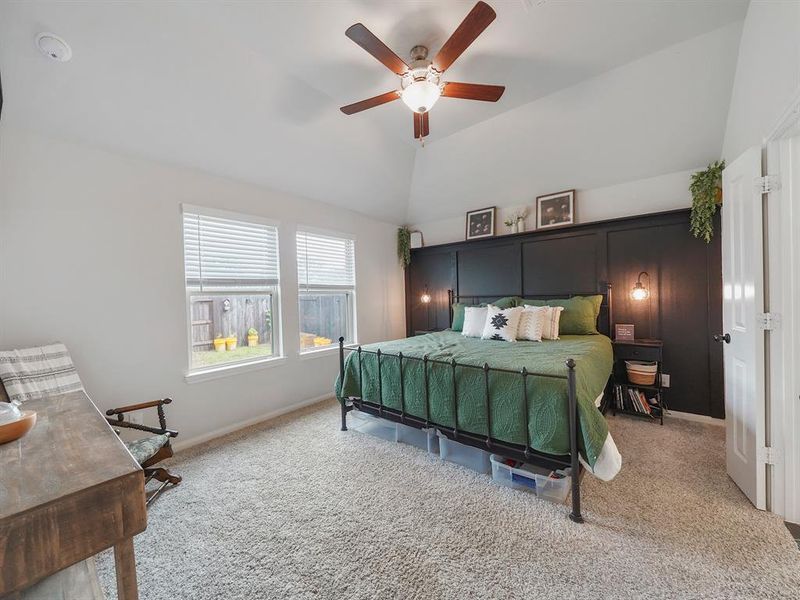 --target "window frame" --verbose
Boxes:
[296,227,357,354]
[181,204,284,378]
